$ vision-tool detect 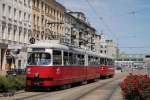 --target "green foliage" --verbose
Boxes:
[0,76,25,92]
[120,74,150,100]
